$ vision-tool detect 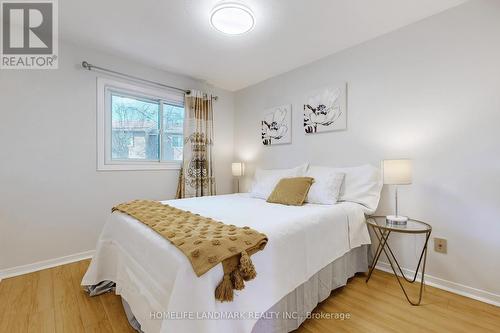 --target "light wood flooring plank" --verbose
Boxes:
[0,261,499,333]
